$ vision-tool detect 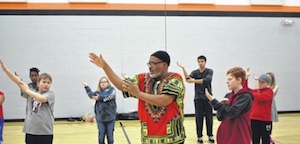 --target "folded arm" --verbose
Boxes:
[189,69,213,84]
[211,93,252,119]
[253,88,273,102]
[123,77,183,107]
[101,88,116,102]
[24,89,48,103]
